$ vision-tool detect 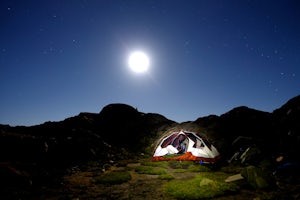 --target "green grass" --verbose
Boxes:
[173,169,187,173]
[135,165,167,175]
[163,173,239,199]
[168,161,191,169]
[141,161,169,168]
[158,174,175,180]
[187,164,211,172]
[93,171,131,185]
[167,161,211,172]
